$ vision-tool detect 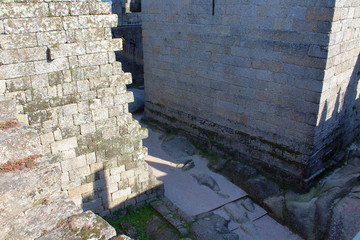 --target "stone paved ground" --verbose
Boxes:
[134,113,302,240]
